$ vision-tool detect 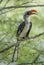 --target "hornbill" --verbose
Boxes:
[12,10,37,62]
[17,10,37,40]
